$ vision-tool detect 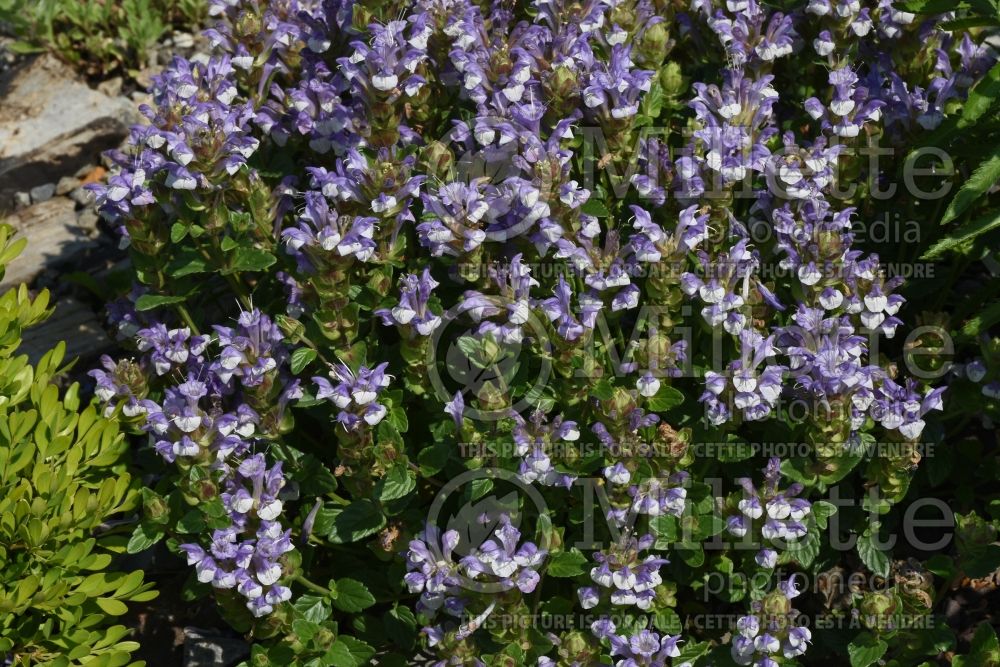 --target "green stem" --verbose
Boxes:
[175,303,201,335]
[293,573,334,597]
